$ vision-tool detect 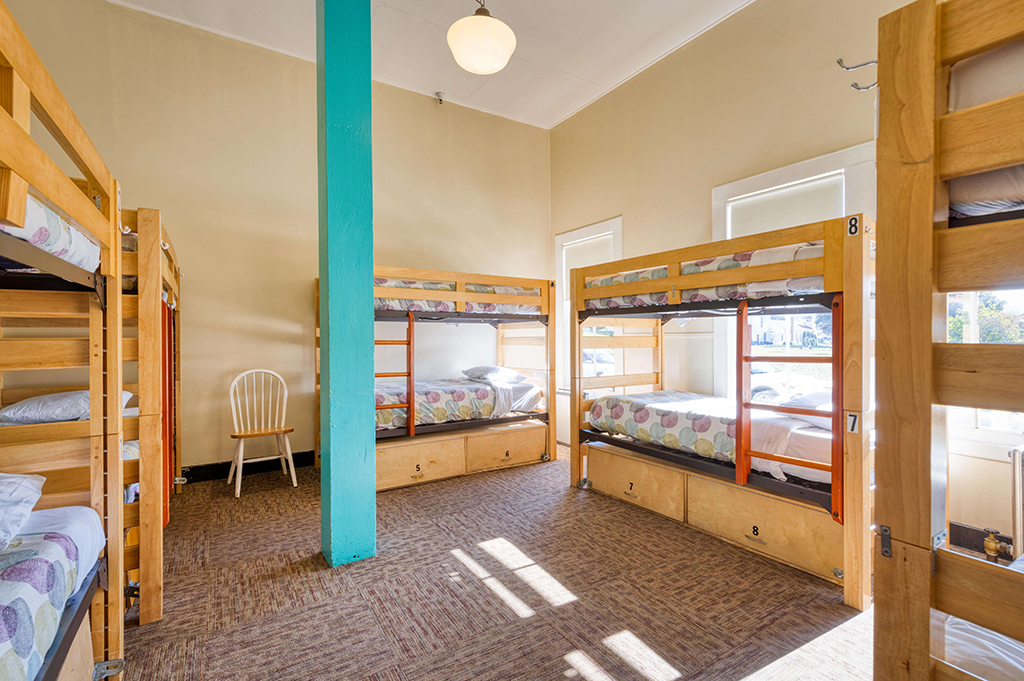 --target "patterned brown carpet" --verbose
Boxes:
[124,446,872,680]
